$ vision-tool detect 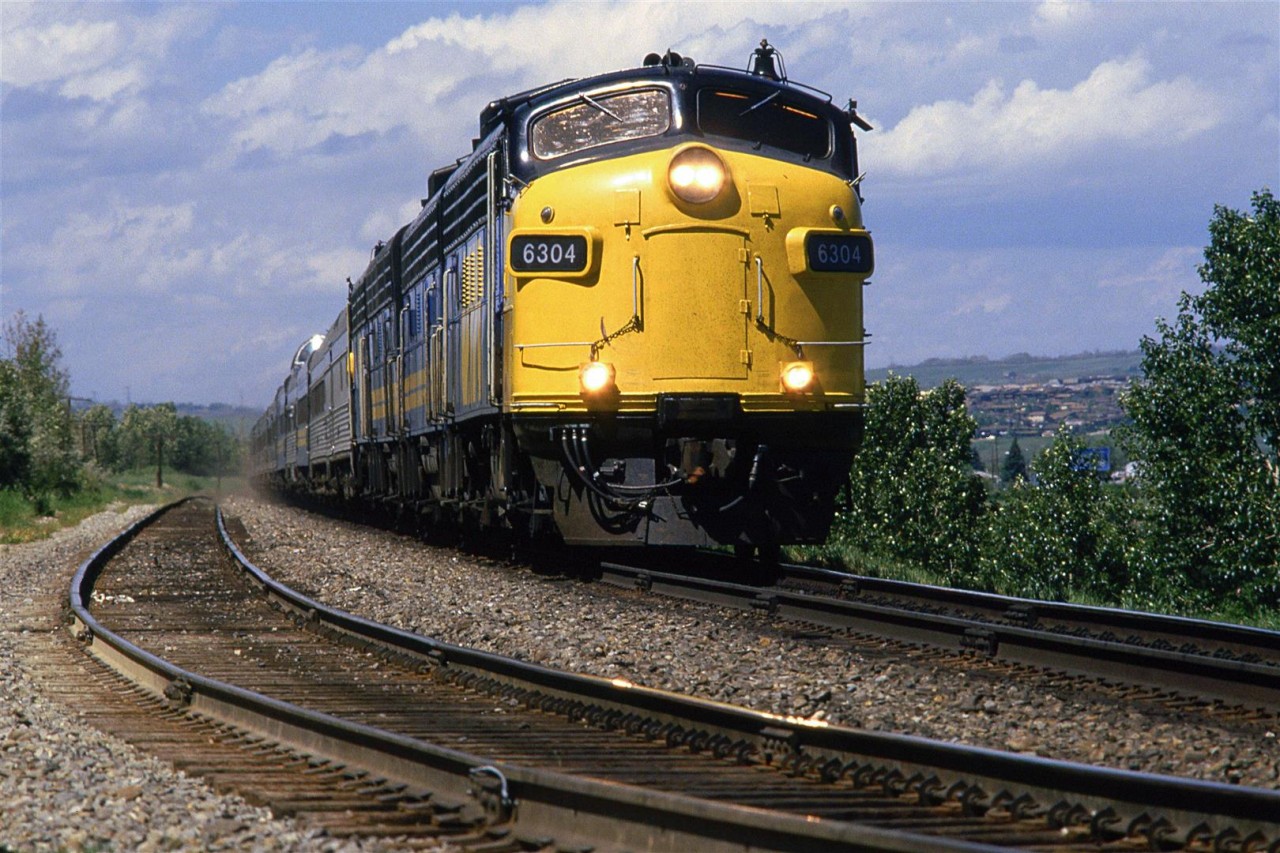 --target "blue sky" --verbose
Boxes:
[2,1,1276,407]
